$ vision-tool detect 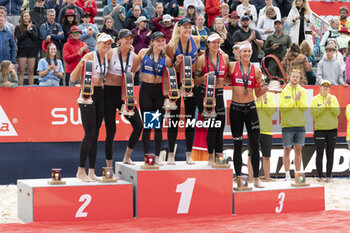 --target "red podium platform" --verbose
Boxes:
[233,181,325,214]
[17,178,133,222]
[116,161,233,217]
